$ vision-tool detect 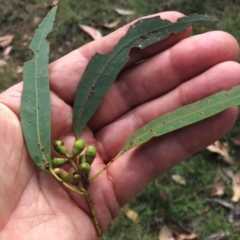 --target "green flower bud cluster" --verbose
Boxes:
[50,138,101,235]
[51,139,98,184]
